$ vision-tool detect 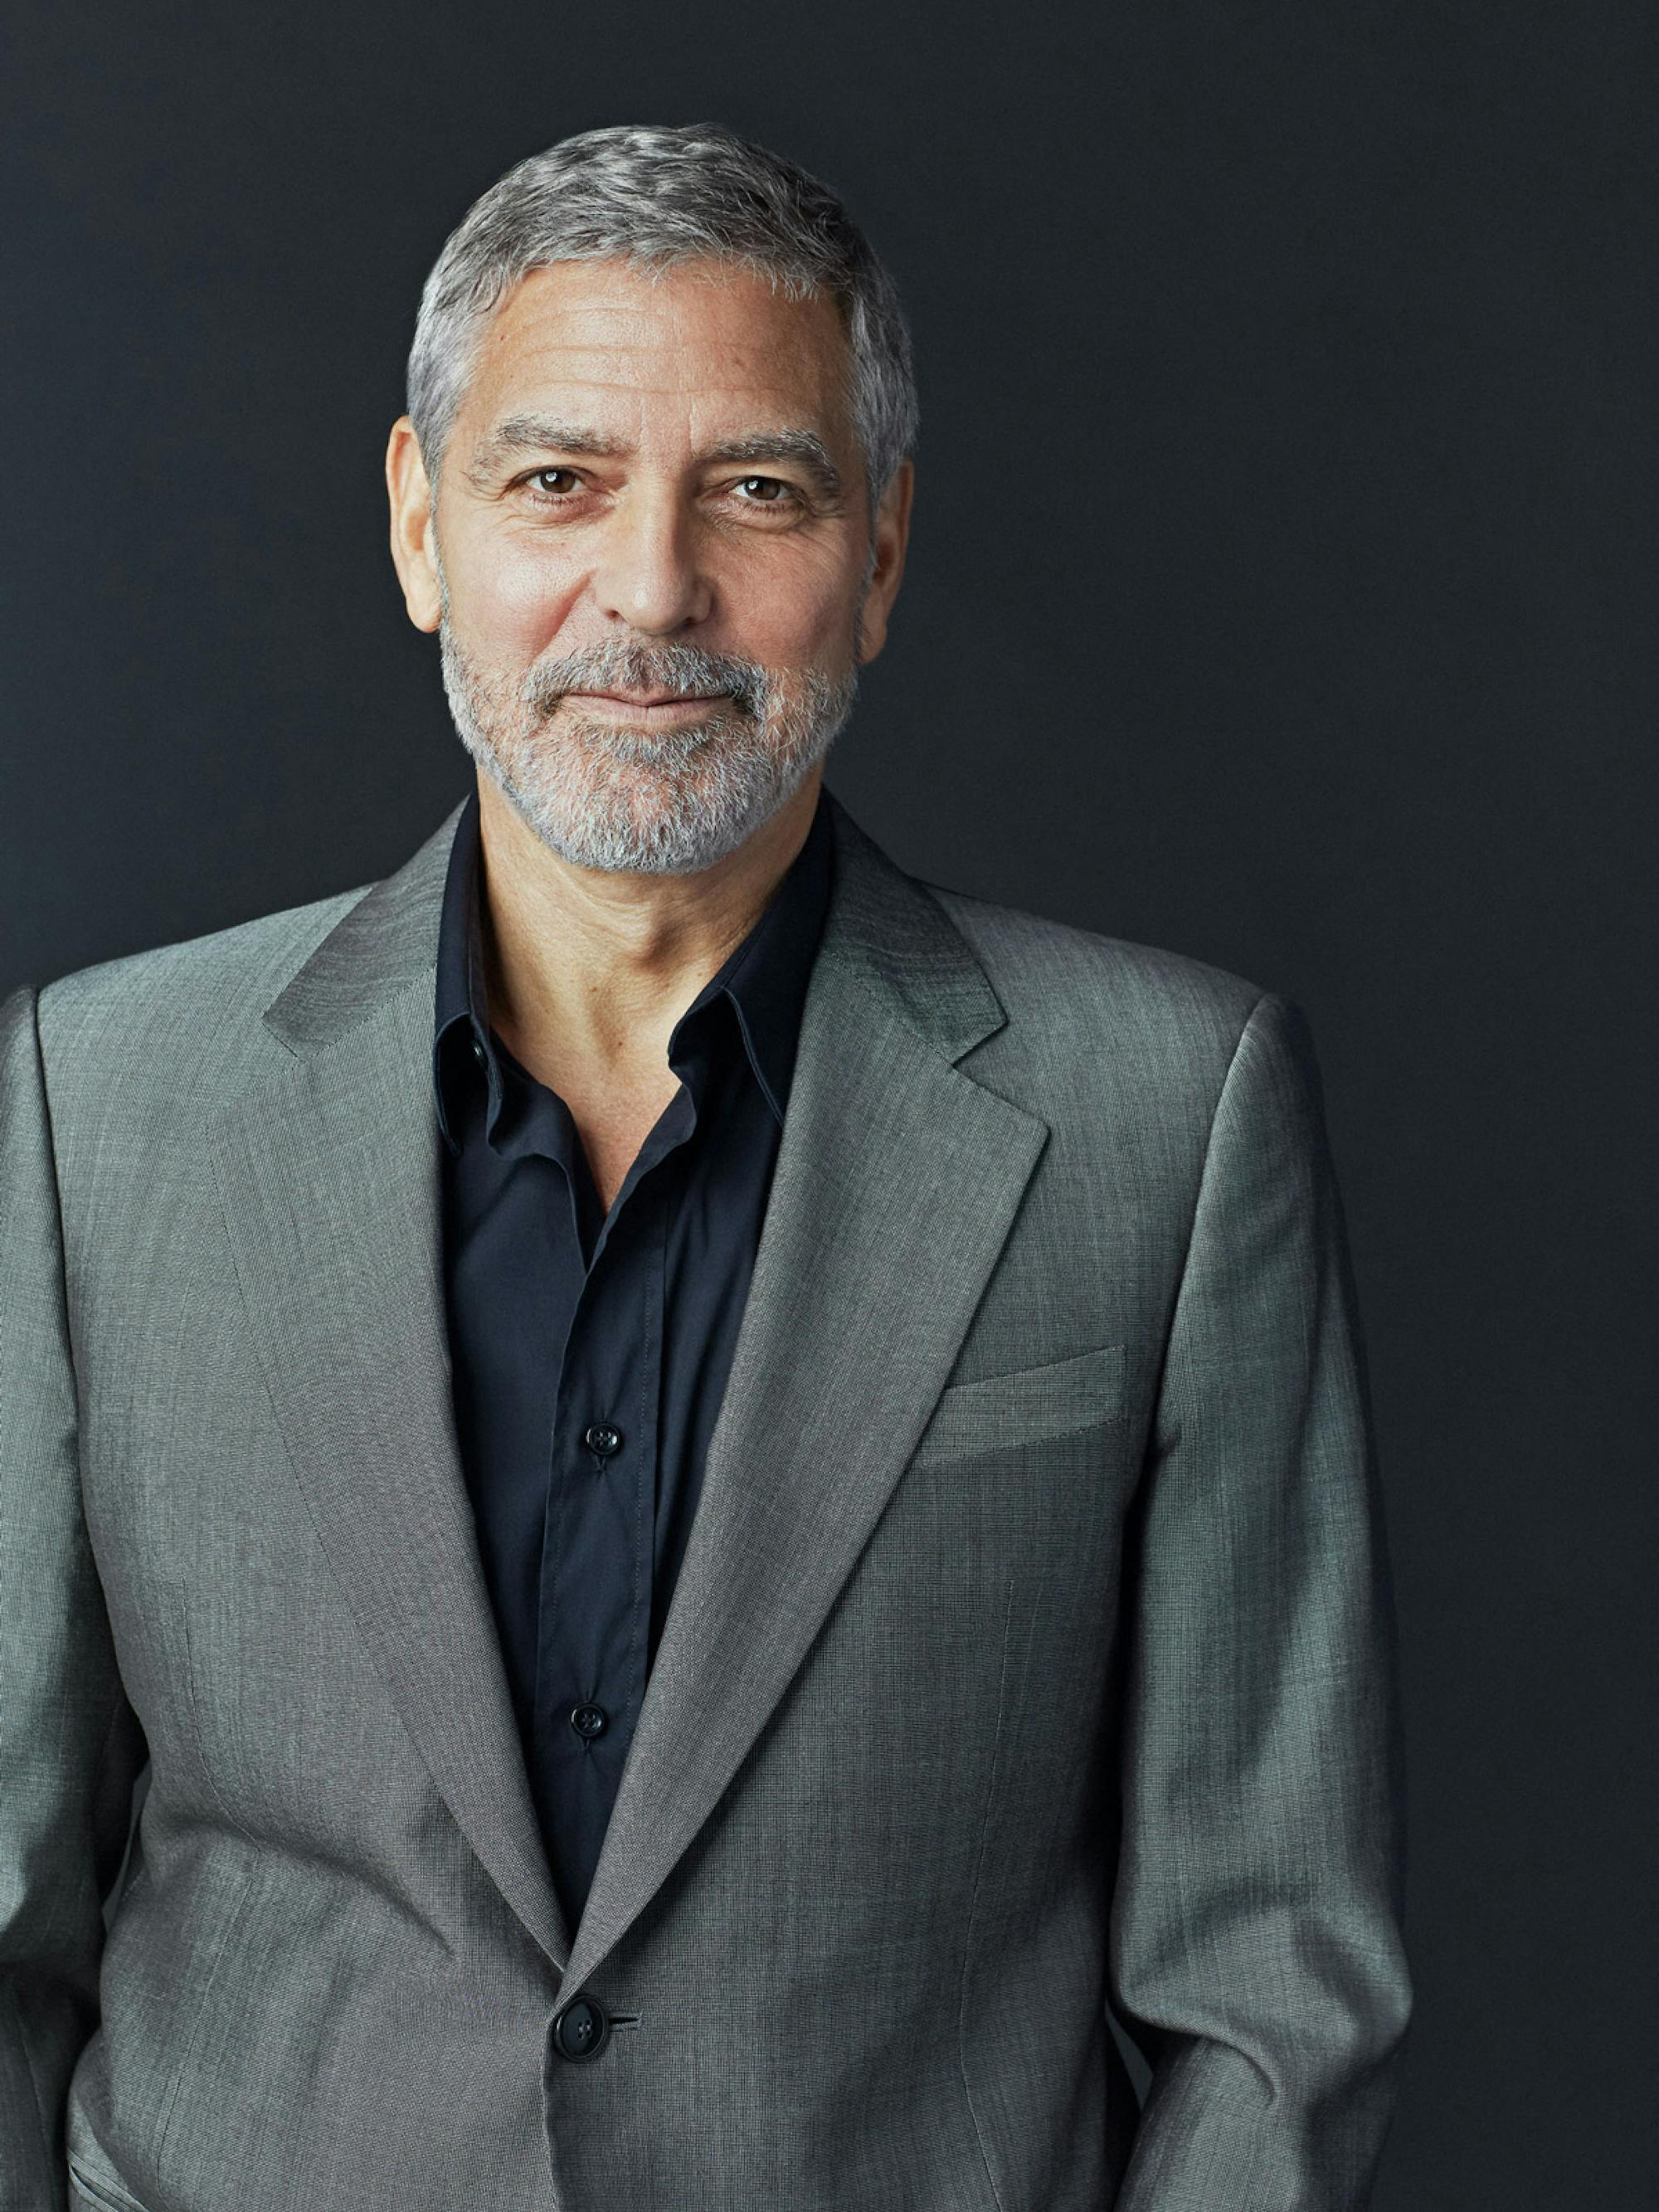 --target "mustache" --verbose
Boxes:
[519,640,771,719]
